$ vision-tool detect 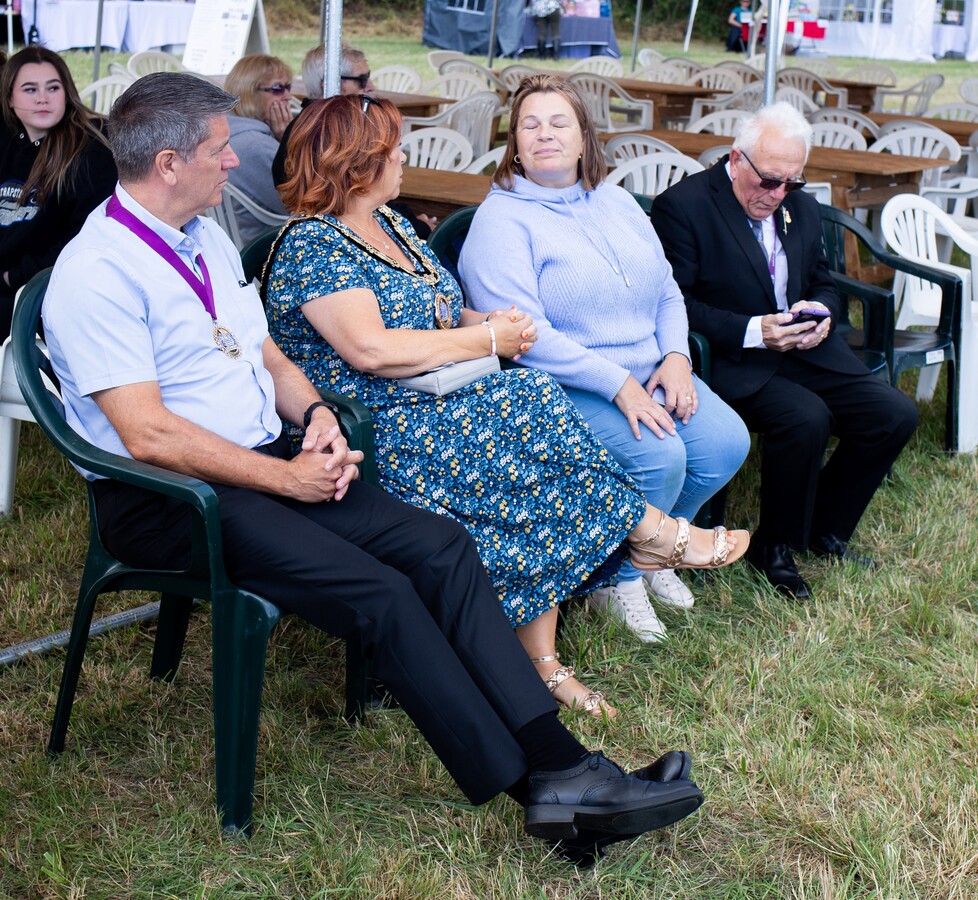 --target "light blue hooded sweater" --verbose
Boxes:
[458,175,690,402]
